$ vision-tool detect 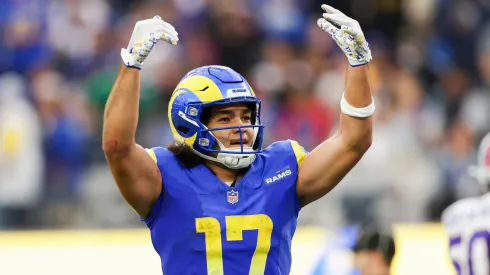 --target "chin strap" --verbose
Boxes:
[191,147,256,169]
[191,132,257,169]
[190,125,260,169]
